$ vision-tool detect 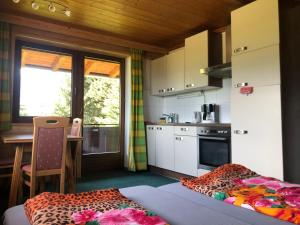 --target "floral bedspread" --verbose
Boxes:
[24,189,168,225]
[214,176,300,224]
